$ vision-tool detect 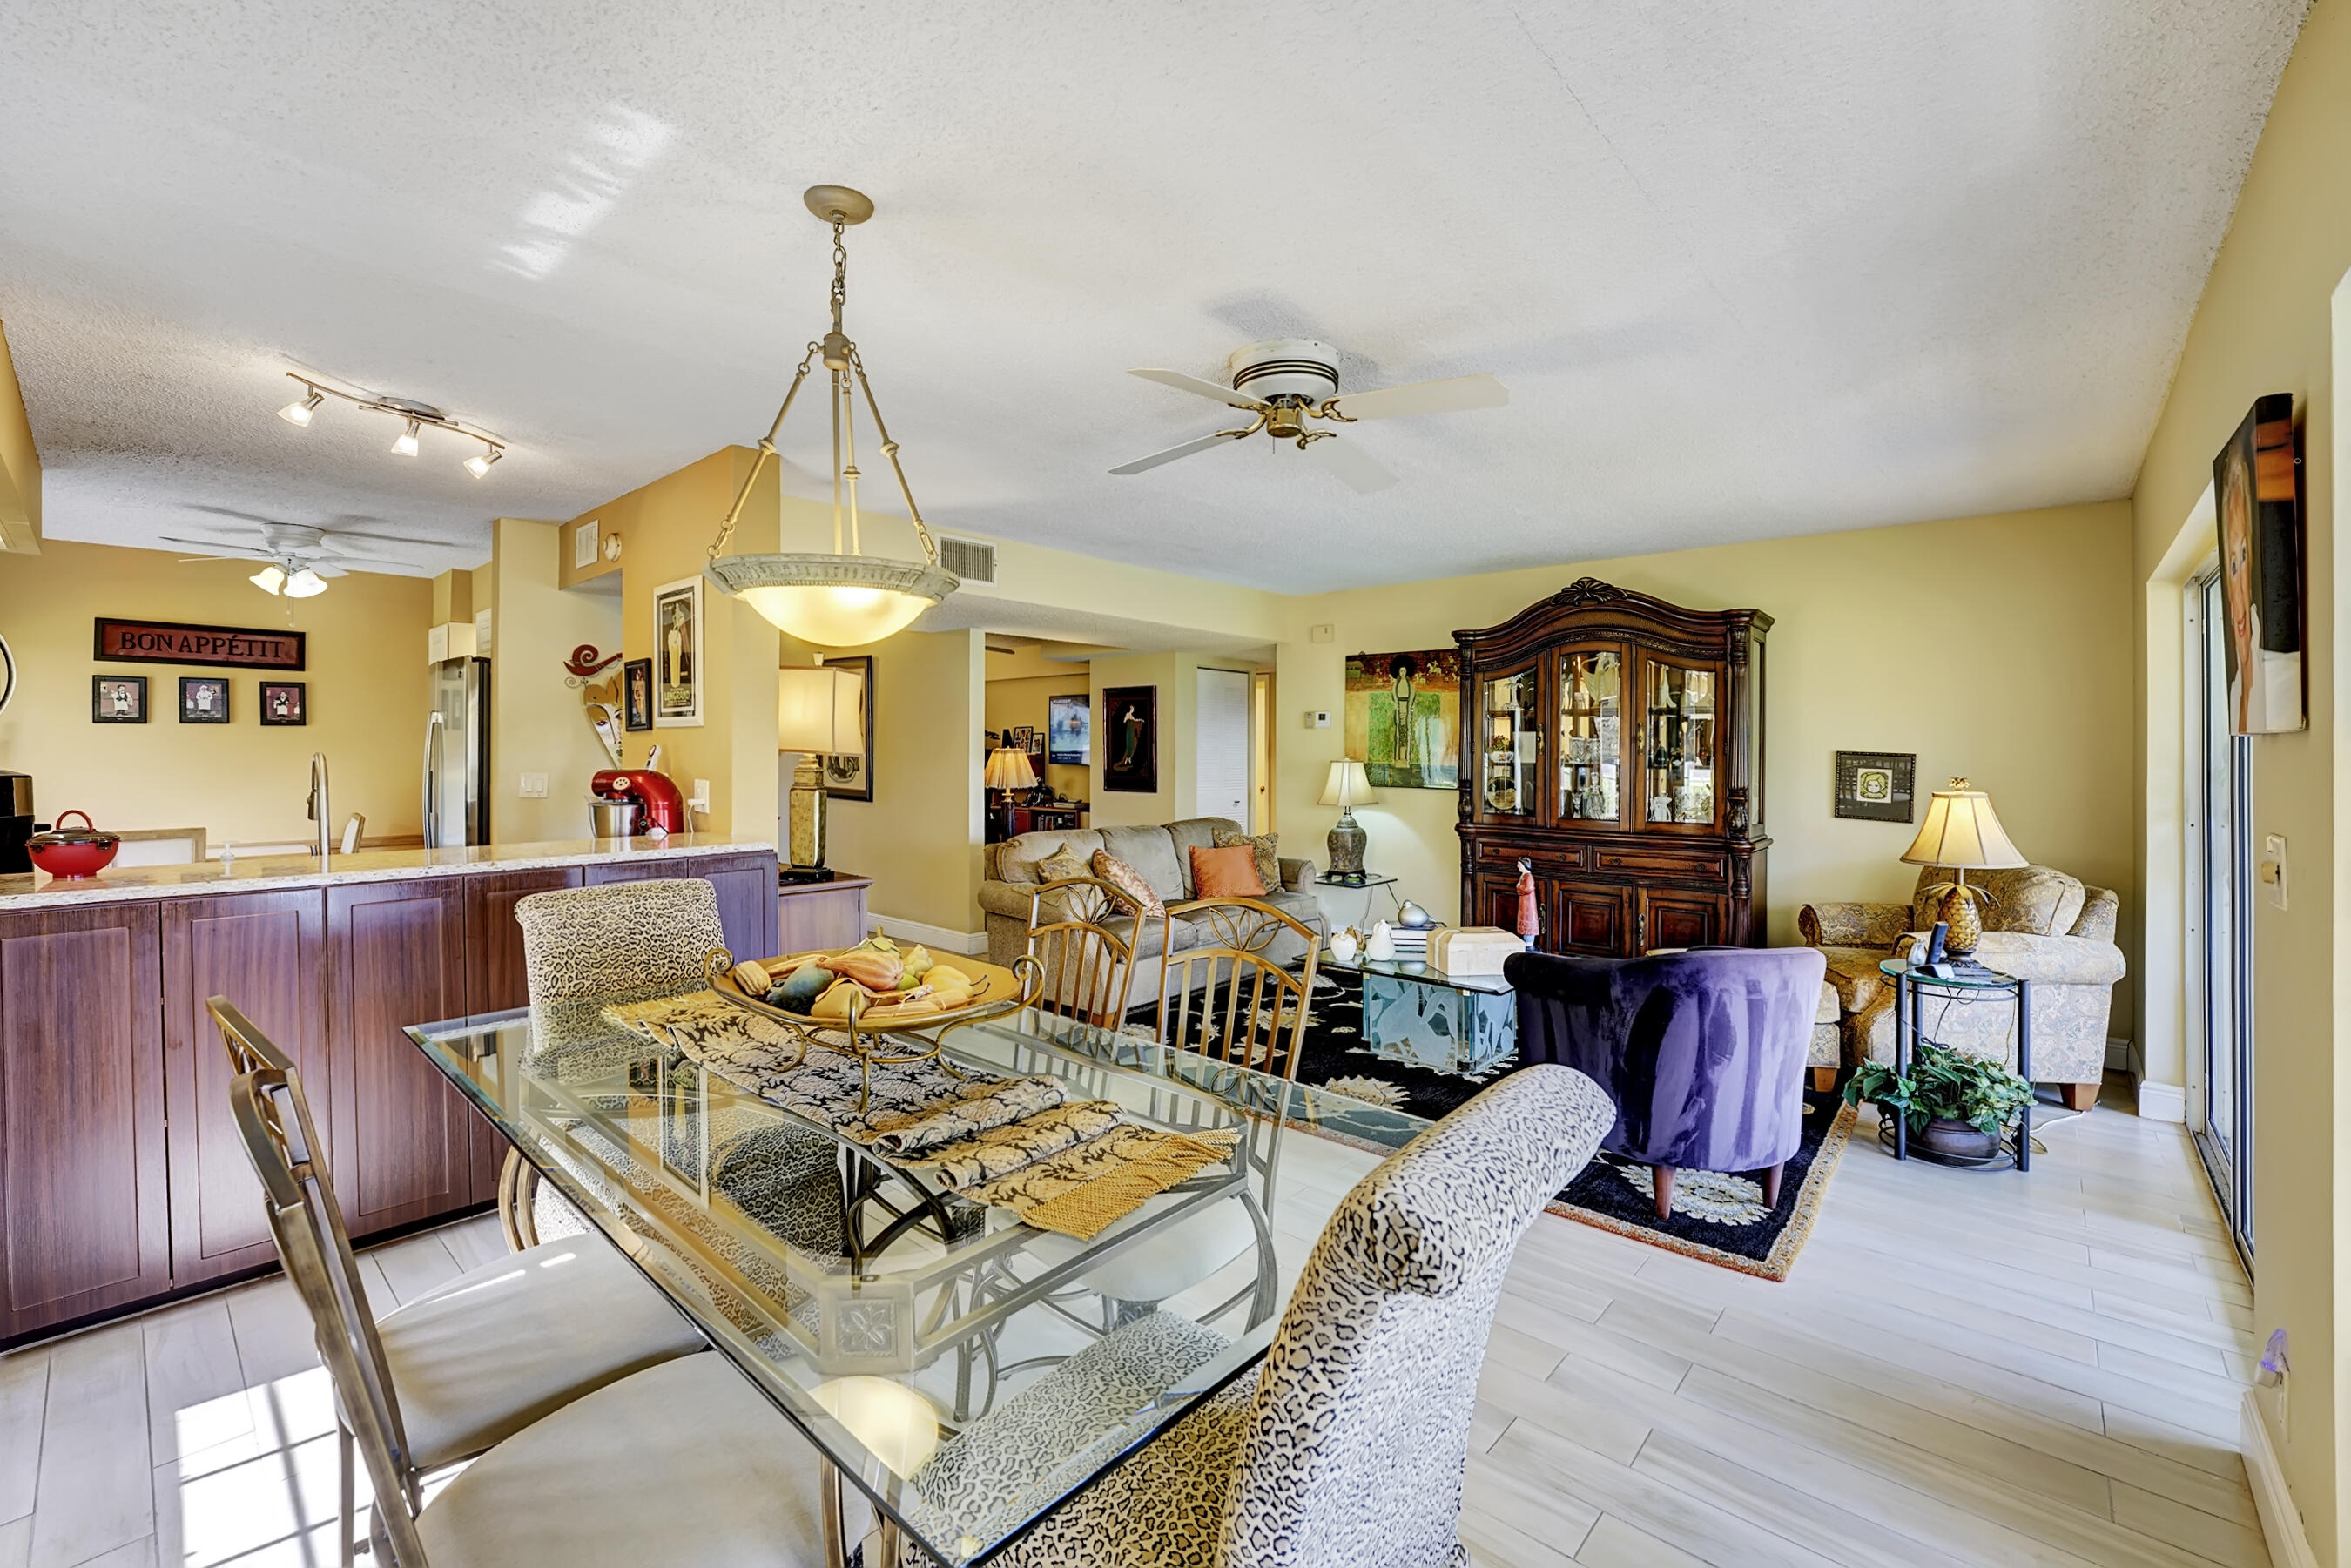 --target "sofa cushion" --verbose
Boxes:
[1911,864,2083,938]
[1815,979,1840,1026]
[997,829,1106,885]
[1104,910,1201,963]
[1260,889,1329,936]
[1099,824,1186,902]
[1189,844,1267,898]
[1167,818,1243,895]
[1819,946,1890,1015]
